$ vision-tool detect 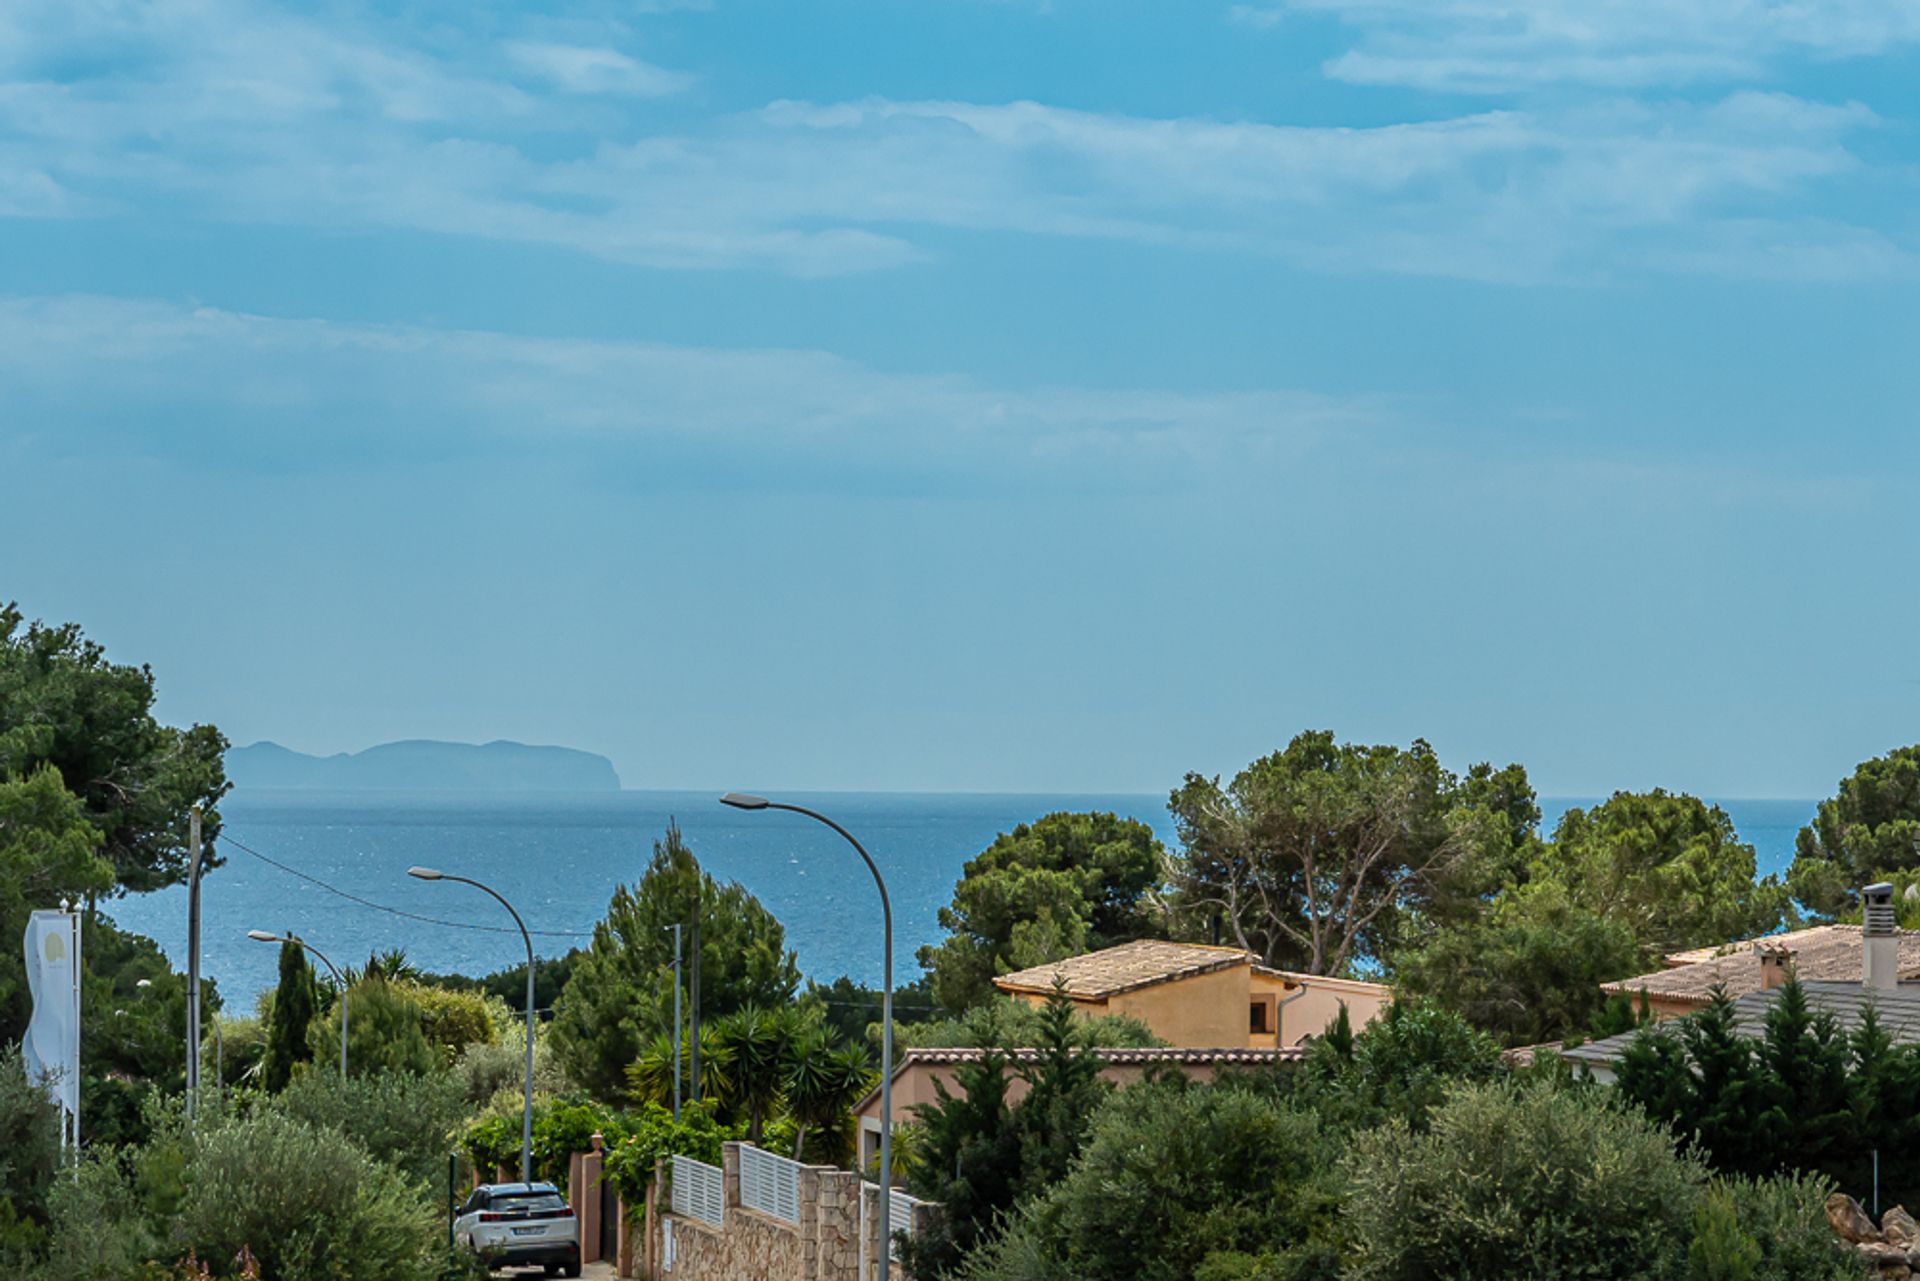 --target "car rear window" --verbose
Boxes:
[492,1193,567,1215]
